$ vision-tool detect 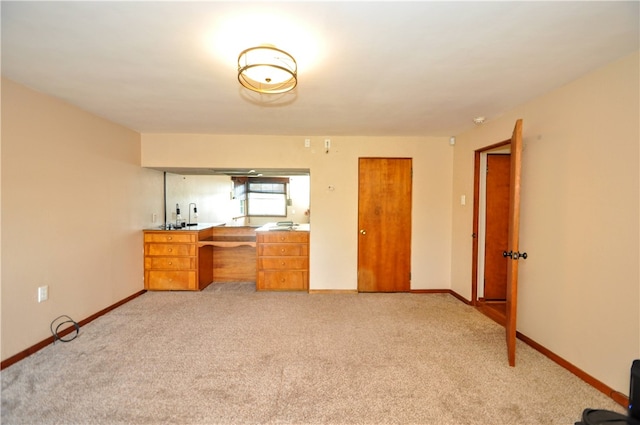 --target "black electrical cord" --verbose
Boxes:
[50,315,80,343]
